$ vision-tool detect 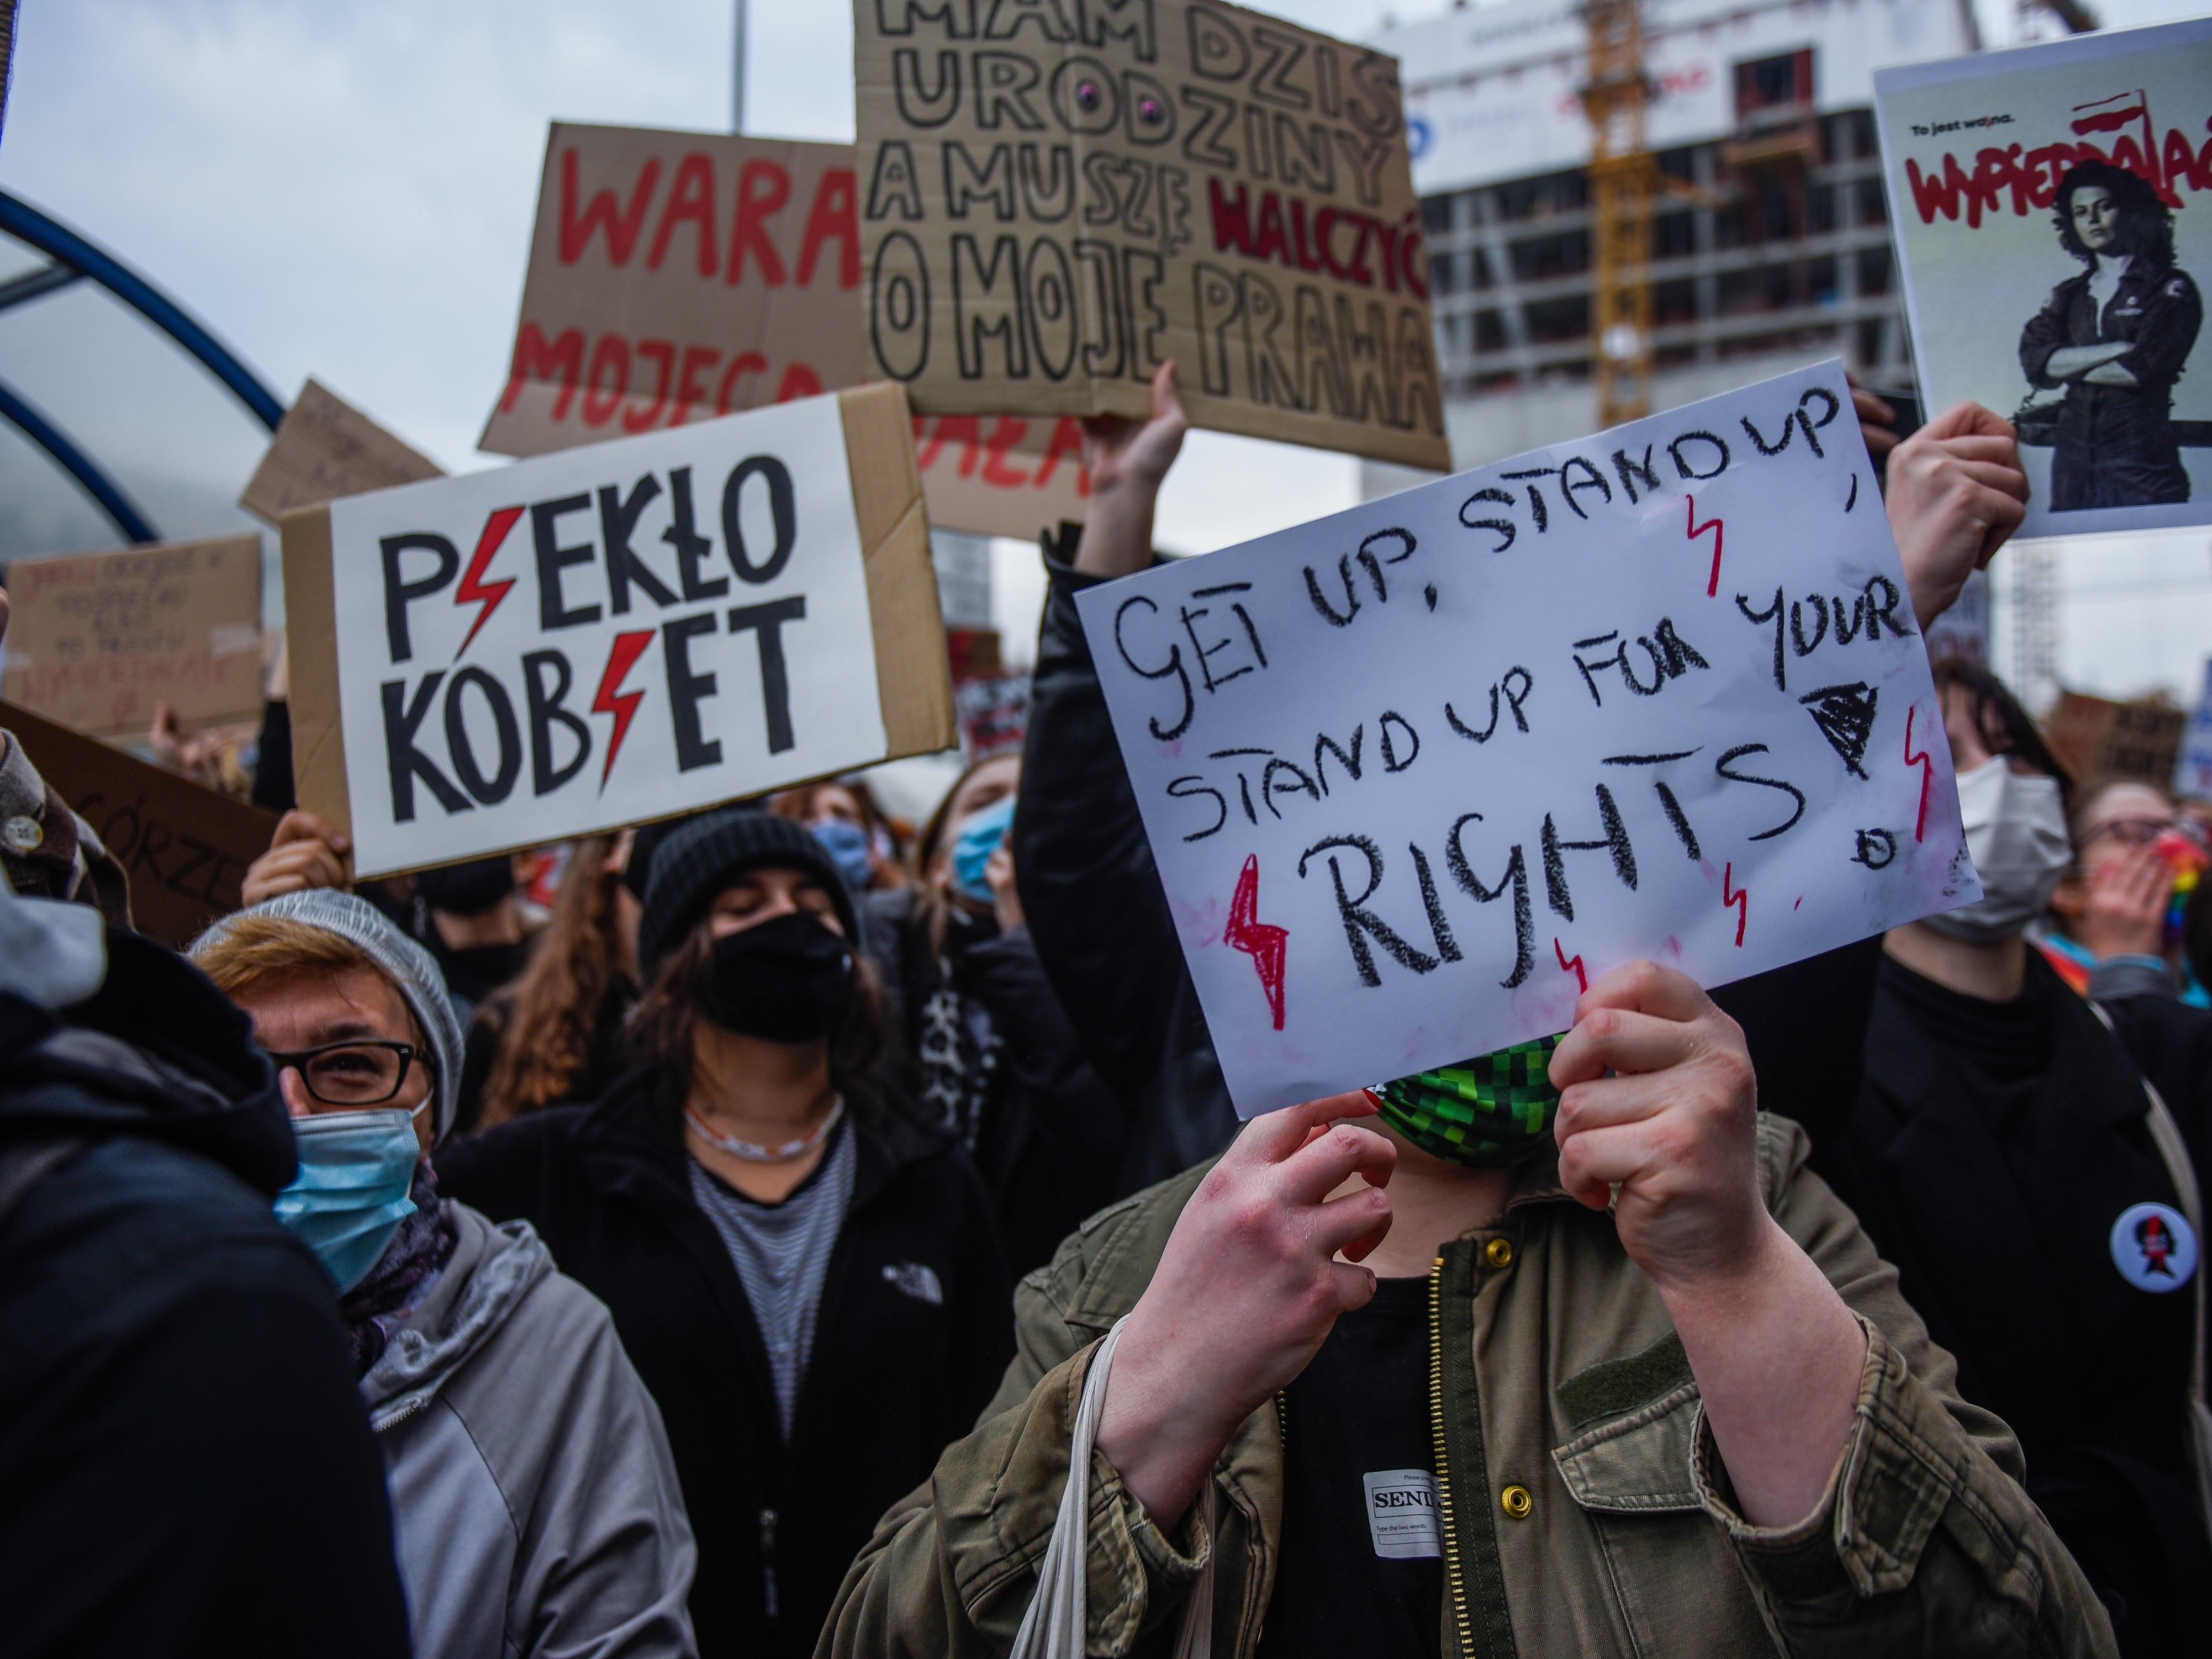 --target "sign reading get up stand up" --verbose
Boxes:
[286,386,952,879]
[855,0,1450,470]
